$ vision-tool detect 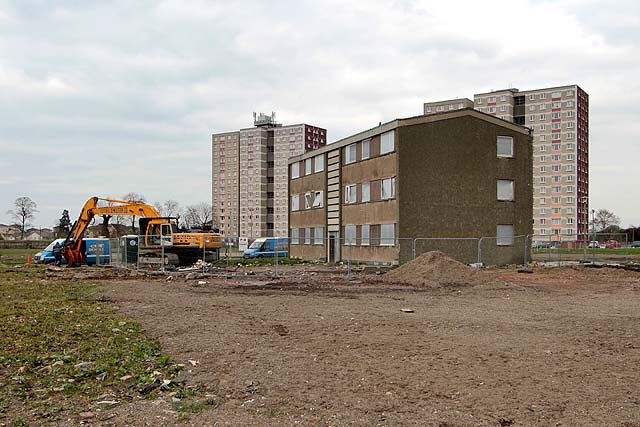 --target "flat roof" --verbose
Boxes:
[423,98,473,105]
[289,108,531,163]
[475,84,579,97]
